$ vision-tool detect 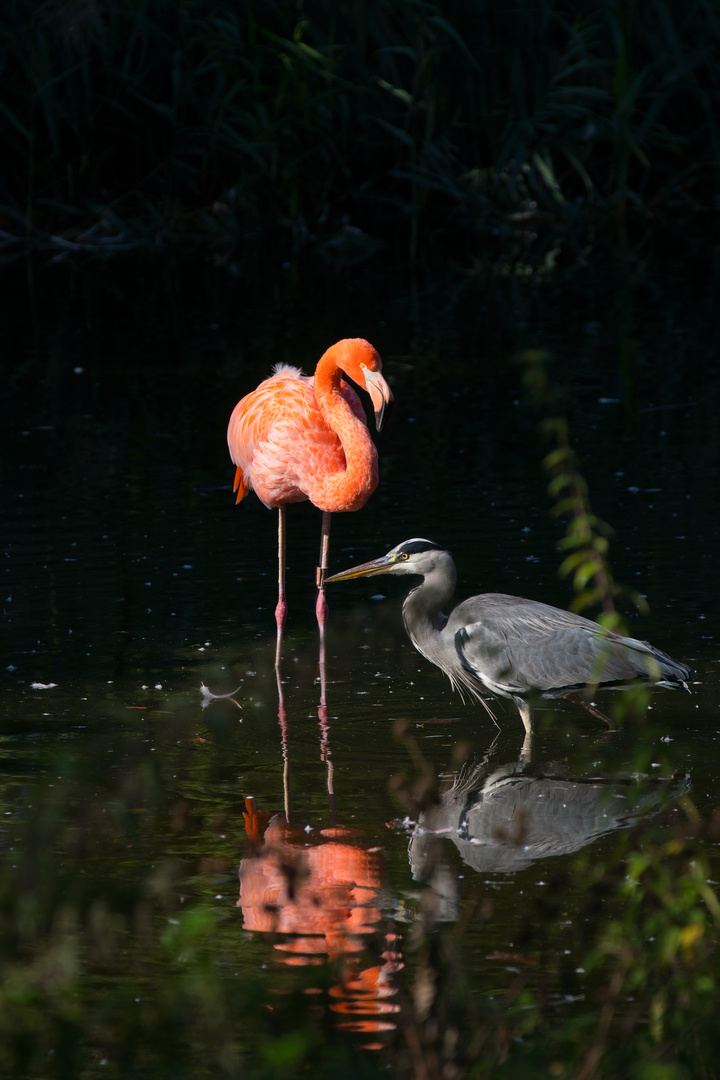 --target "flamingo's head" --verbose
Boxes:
[331,338,393,431]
